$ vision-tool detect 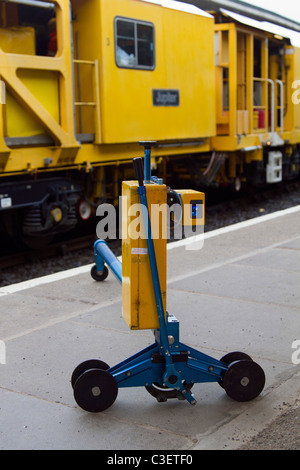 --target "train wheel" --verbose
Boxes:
[73,368,118,412]
[91,264,109,281]
[223,360,265,402]
[71,359,110,389]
